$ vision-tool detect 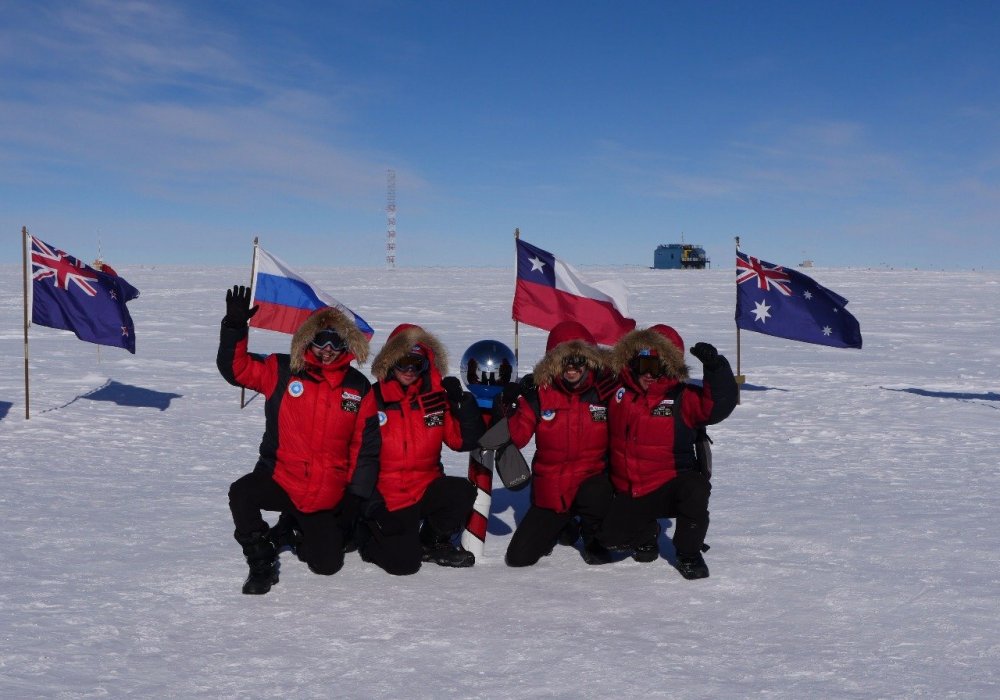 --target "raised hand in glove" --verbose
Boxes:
[370,504,405,537]
[501,381,522,406]
[441,376,464,404]
[690,342,721,370]
[223,285,259,328]
[518,373,536,394]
